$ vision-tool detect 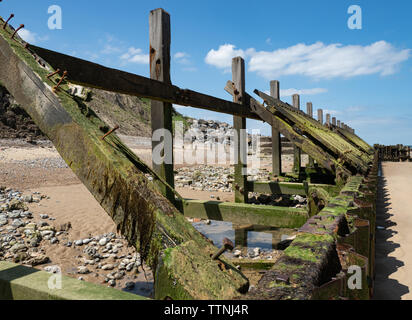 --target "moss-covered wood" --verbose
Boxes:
[0,23,248,300]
